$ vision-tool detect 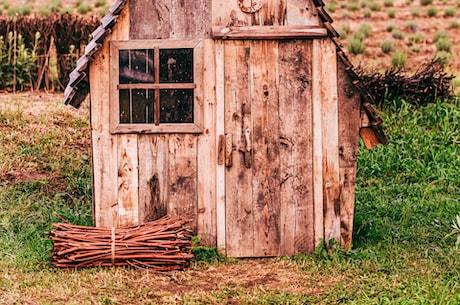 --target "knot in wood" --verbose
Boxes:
[238,0,263,13]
